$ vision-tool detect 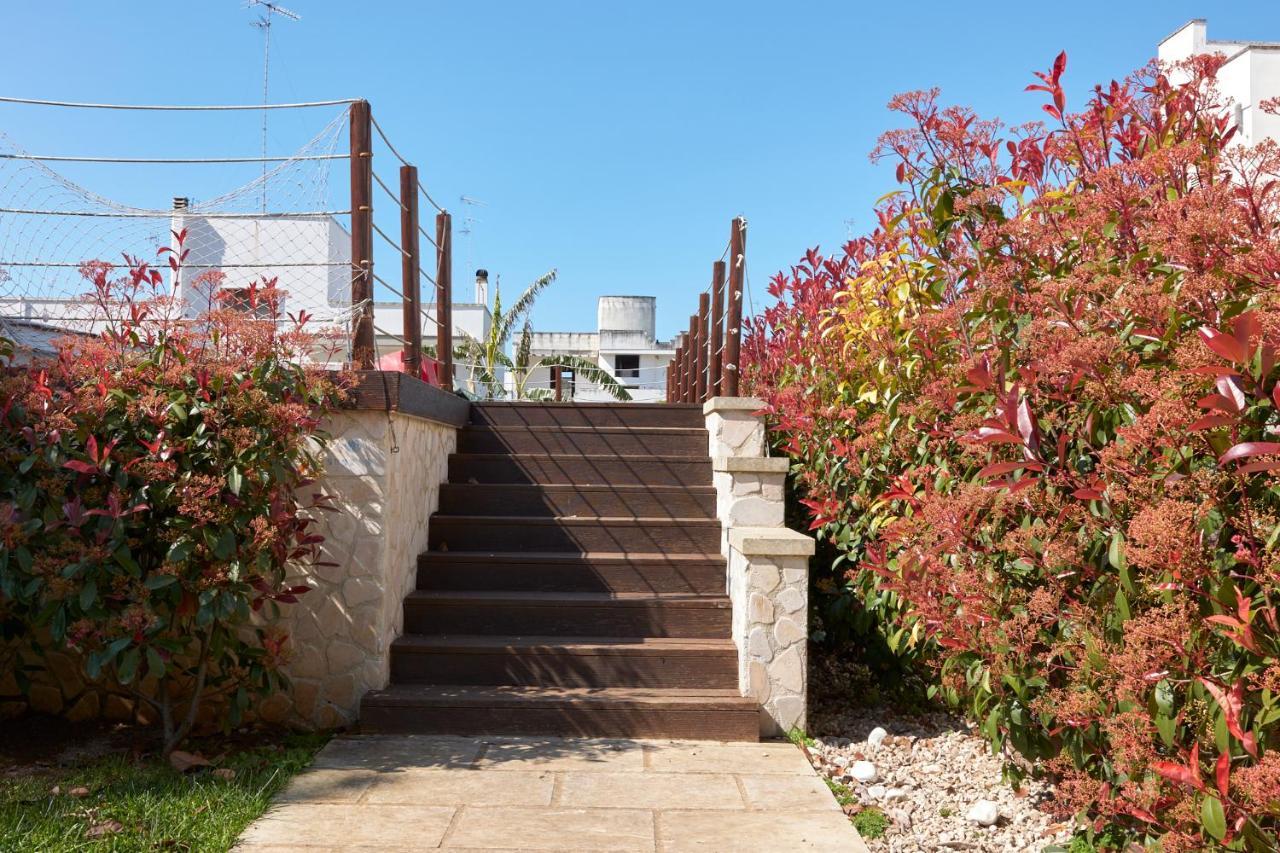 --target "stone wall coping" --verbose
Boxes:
[713,456,790,474]
[729,526,816,557]
[341,371,470,429]
[703,396,767,415]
